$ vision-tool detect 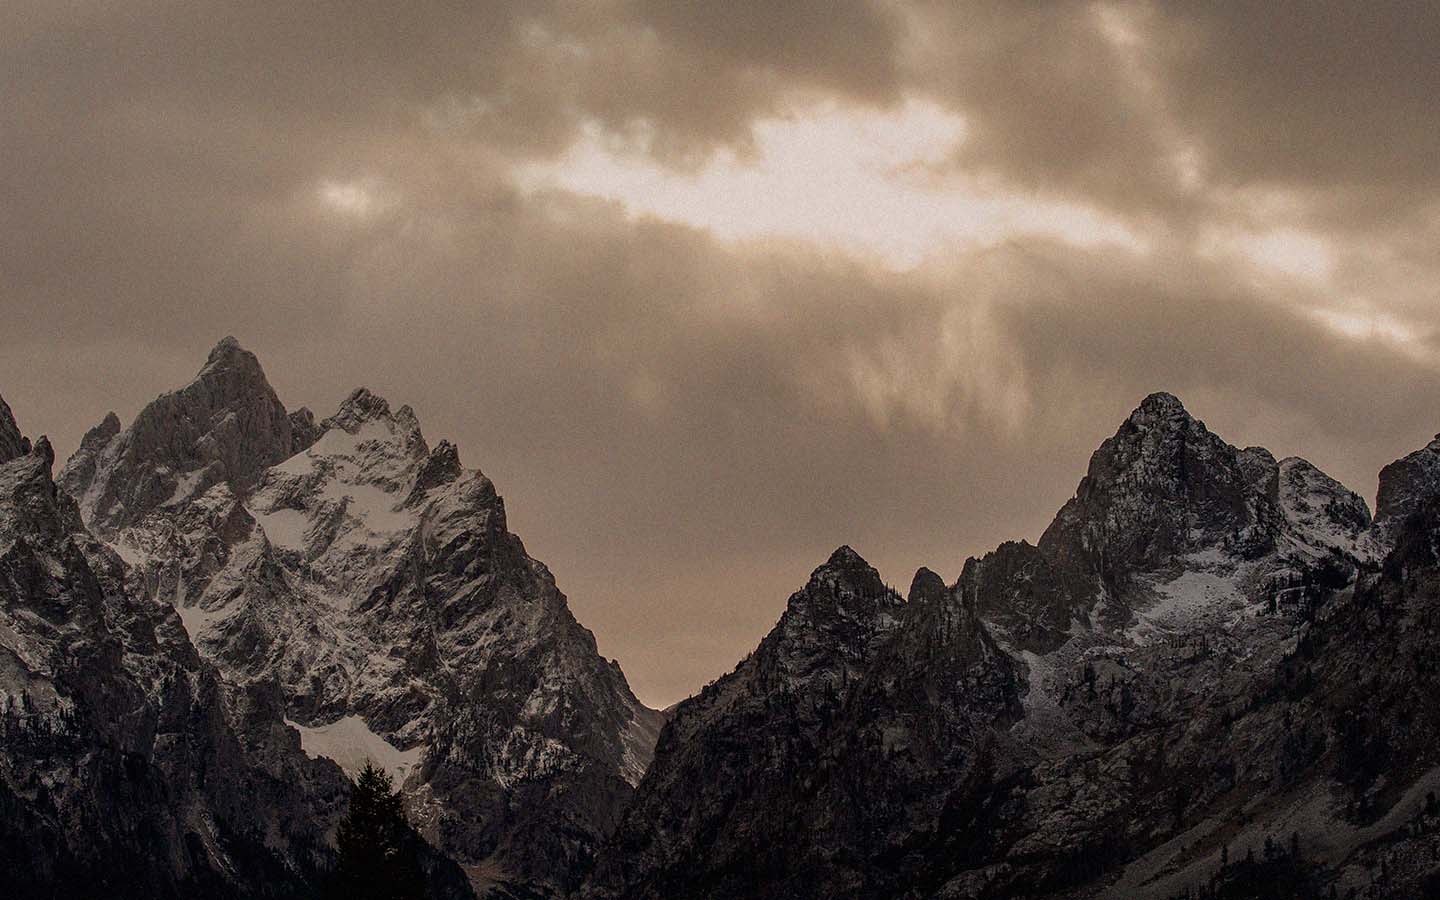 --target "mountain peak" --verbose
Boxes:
[787,546,899,628]
[61,339,295,534]
[199,335,262,377]
[210,333,242,353]
[822,544,870,572]
[31,435,54,468]
[1375,431,1440,535]
[0,393,30,463]
[288,407,320,454]
[1038,388,1261,584]
[325,387,393,431]
[406,440,463,503]
[908,566,947,605]
[1128,391,1192,427]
